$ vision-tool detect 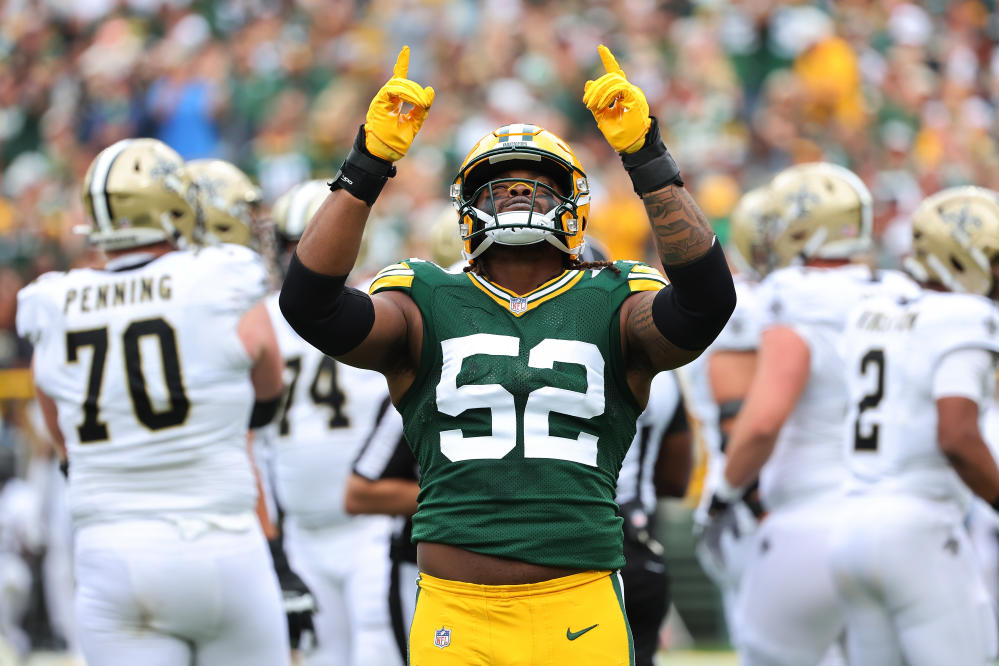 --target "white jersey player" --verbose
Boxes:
[262,180,401,666]
[829,186,999,665]
[686,186,771,646]
[972,379,999,616]
[188,158,318,652]
[718,163,919,666]
[16,139,290,665]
